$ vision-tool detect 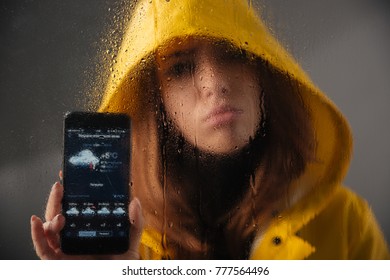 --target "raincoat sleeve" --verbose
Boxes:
[305,187,390,260]
[346,190,390,259]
